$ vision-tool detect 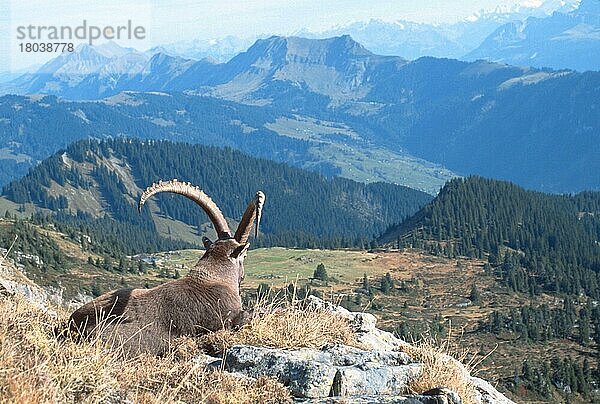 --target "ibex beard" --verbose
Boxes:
[67,179,264,356]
